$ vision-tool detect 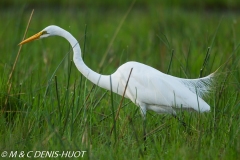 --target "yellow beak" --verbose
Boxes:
[19,31,43,45]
